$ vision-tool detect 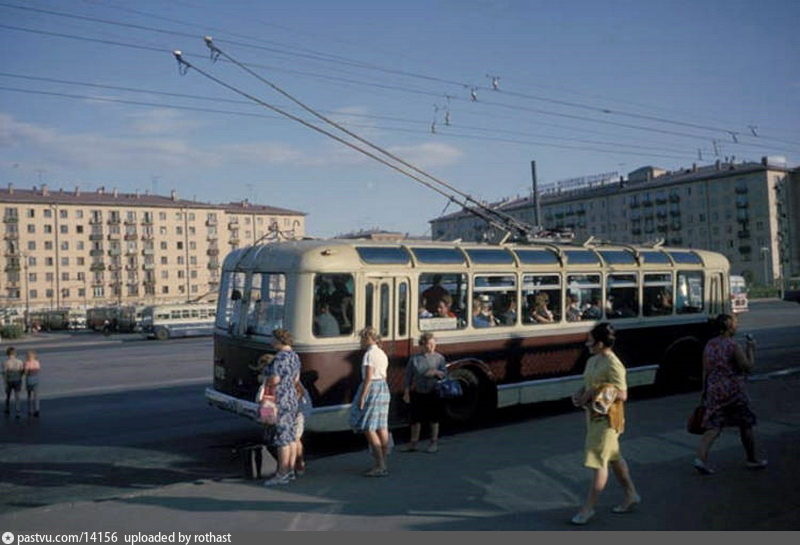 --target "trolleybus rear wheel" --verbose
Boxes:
[443,367,495,424]
[155,328,169,341]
